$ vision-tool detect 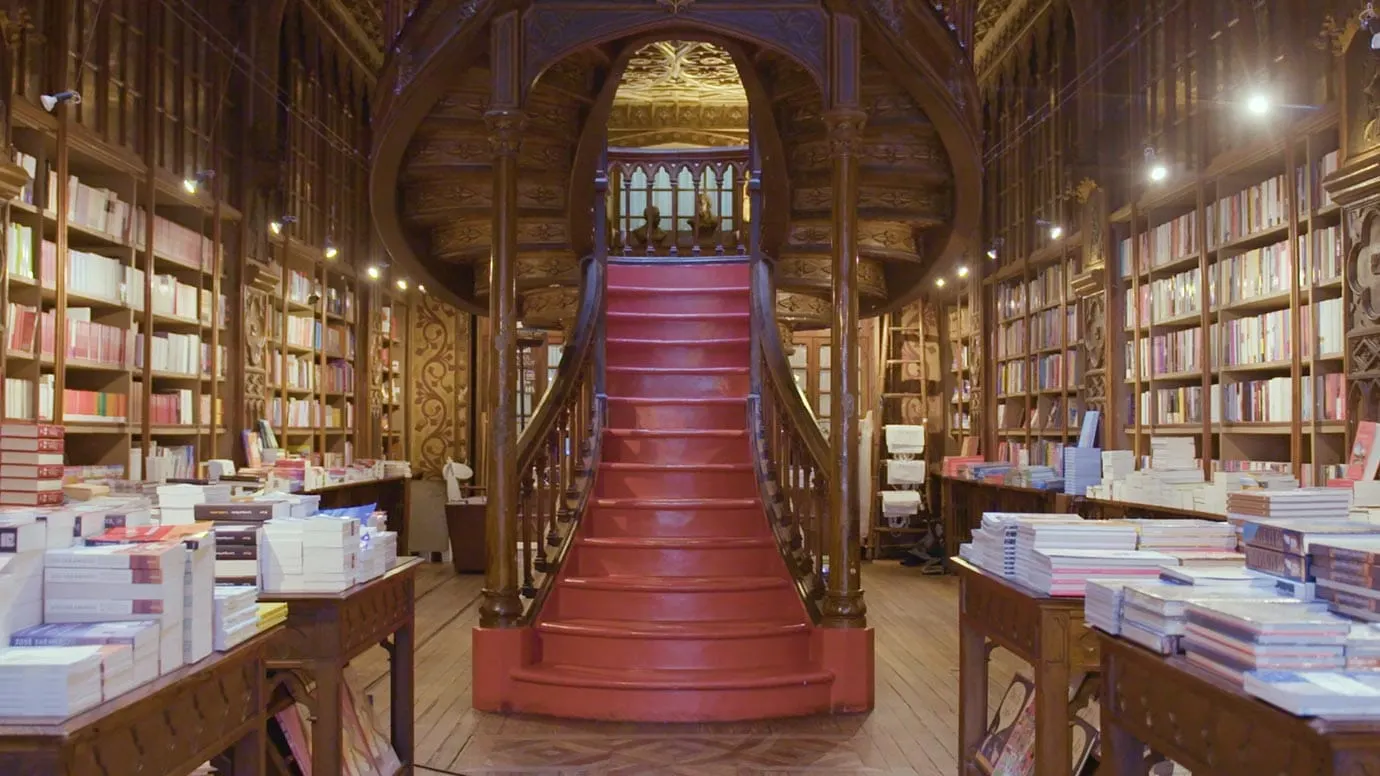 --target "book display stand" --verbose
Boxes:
[0,628,281,776]
[954,558,1099,776]
[261,557,421,776]
[1097,632,1380,776]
